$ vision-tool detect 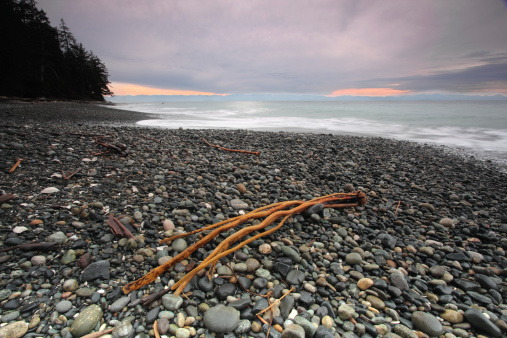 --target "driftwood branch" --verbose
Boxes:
[107,215,137,240]
[123,192,366,295]
[95,137,126,156]
[0,241,58,253]
[203,138,260,156]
